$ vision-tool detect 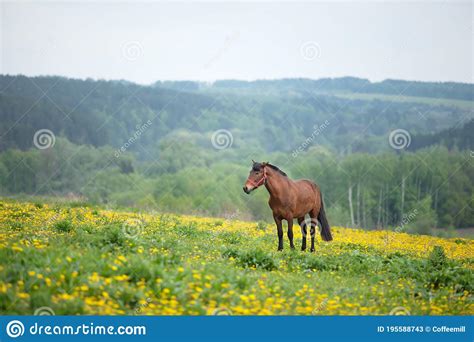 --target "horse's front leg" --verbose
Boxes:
[273,215,284,251]
[287,218,295,249]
